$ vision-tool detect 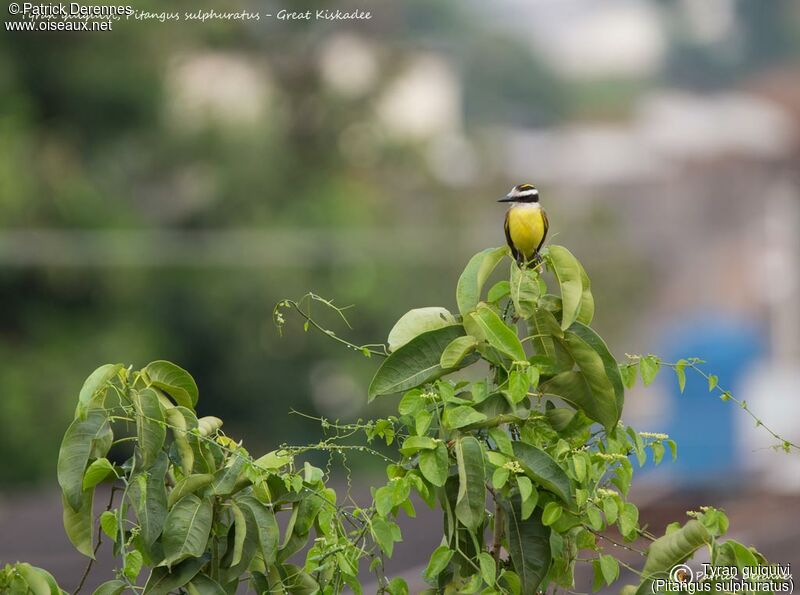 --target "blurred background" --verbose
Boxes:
[1,0,799,589]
